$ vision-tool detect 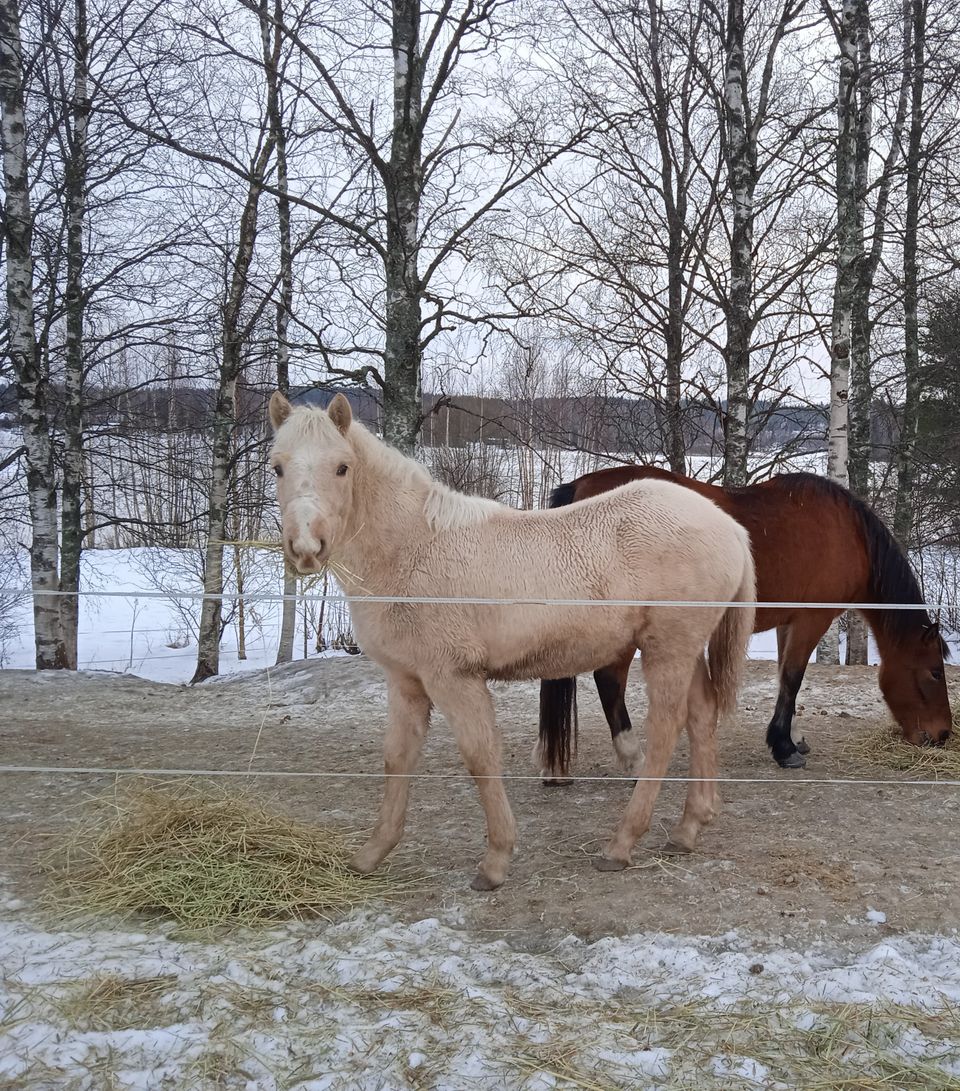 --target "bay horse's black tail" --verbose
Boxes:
[539,676,578,776]
[538,480,580,778]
